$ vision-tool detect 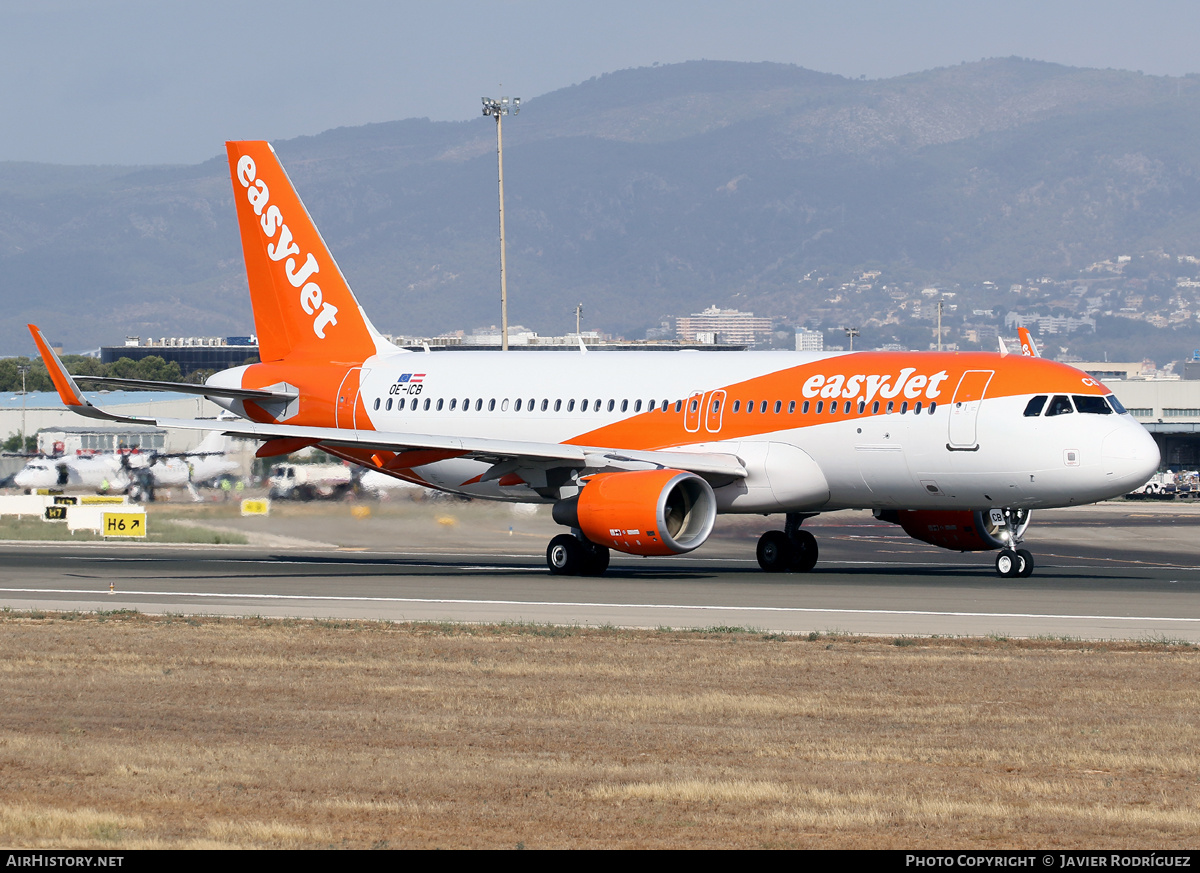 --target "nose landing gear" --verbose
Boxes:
[996,547,1034,578]
[989,508,1034,578]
